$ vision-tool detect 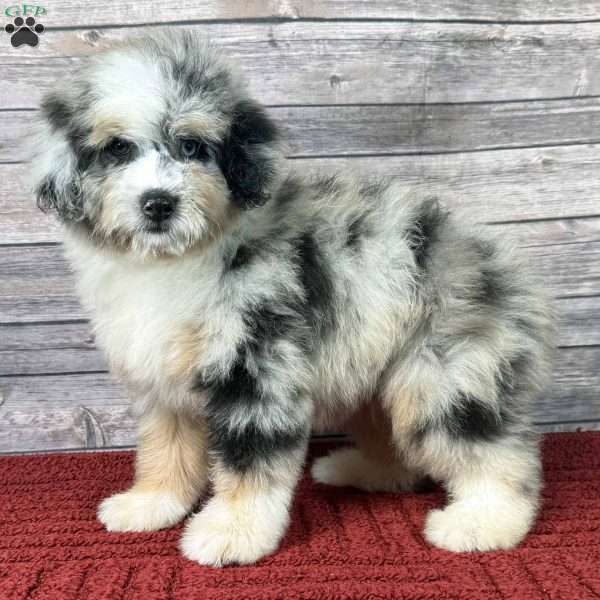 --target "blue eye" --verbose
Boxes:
[181,139,198,158]
[180,138,210,161]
